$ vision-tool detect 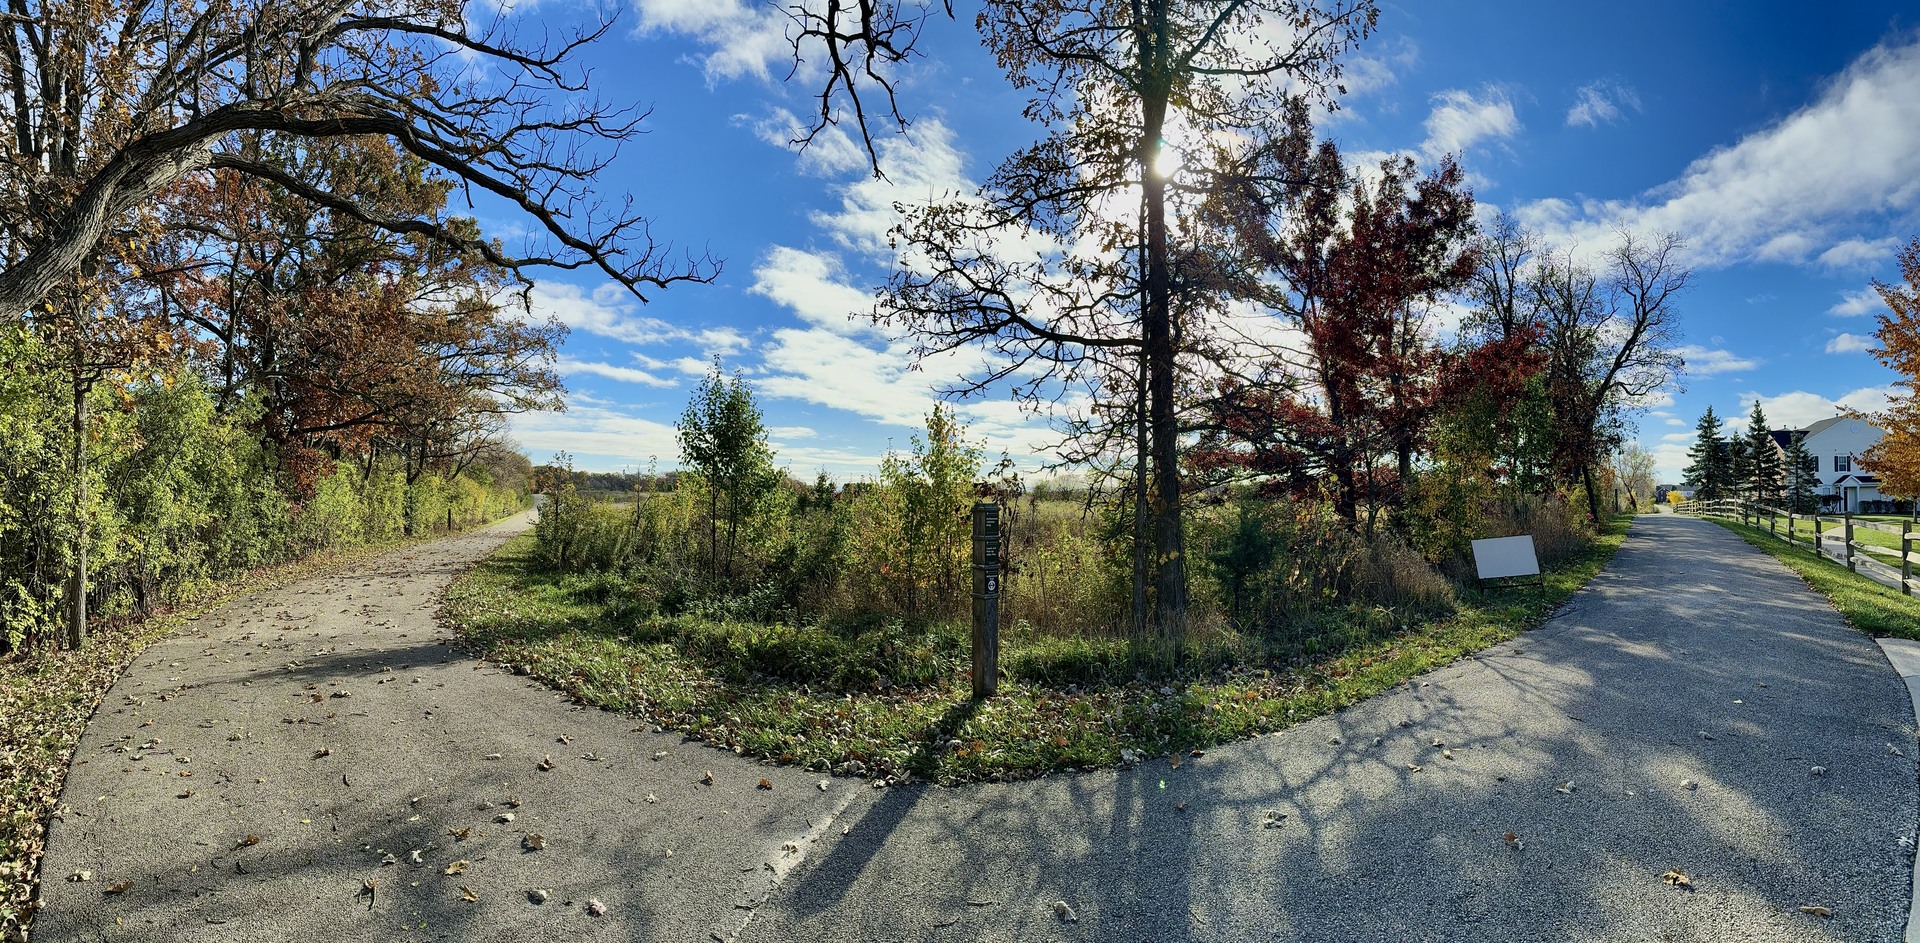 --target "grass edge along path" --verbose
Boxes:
[1711,517,1920,641]
[0,510,525,943]
[444,516,1631,788]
